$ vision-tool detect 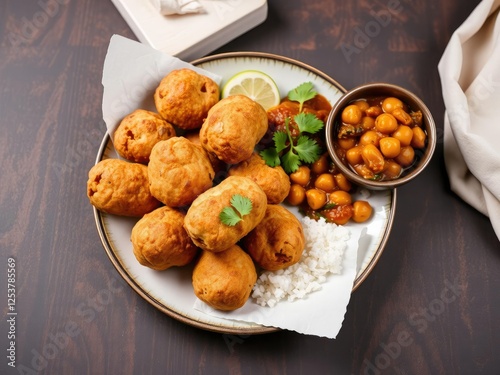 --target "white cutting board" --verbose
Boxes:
[111,0,268,60]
